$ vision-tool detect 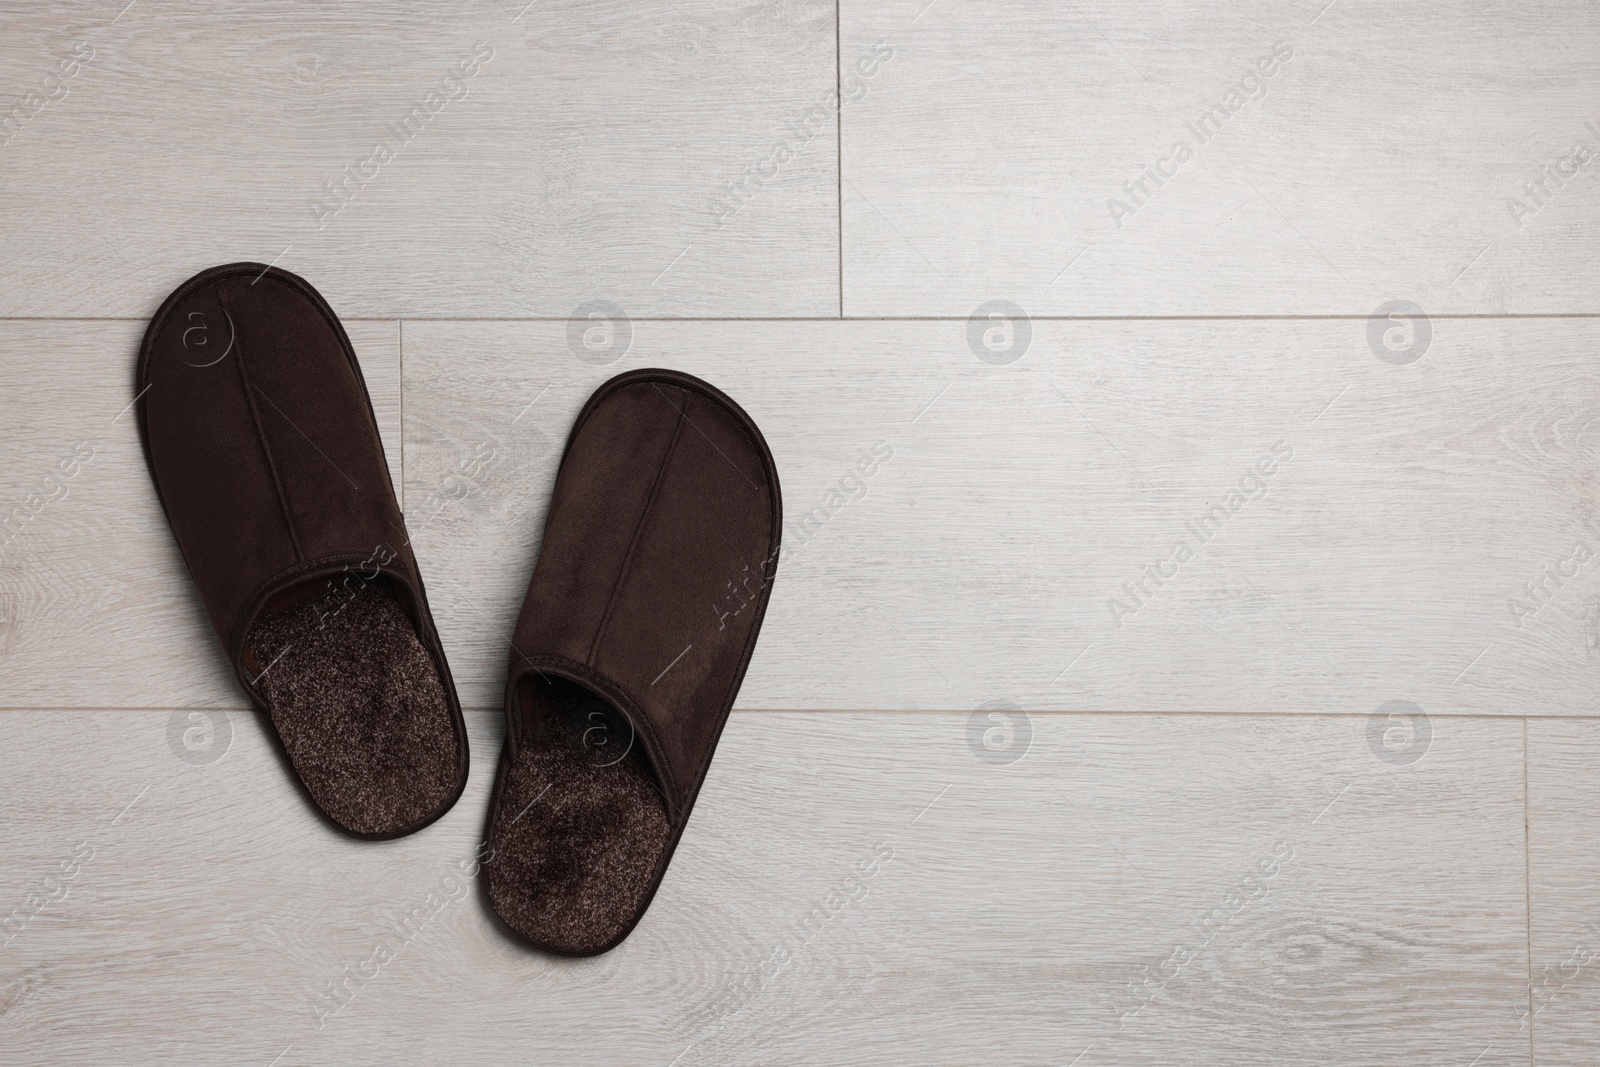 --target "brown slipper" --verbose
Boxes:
[137,263,468,839]
[481,369,780,955]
